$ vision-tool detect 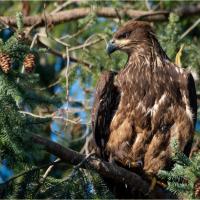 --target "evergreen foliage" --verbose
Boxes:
[0,166,113,199]
[39,168,113,199]
[158,139,200,199]
[159,13,182,60]
[0,11,112,199]
[0,94,34,167]
[158,13,200,90]
[0,13,59,172]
